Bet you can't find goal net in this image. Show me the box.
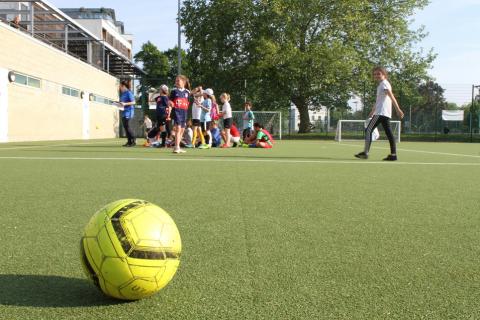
[335,120,401,143]
[218,111,282,139]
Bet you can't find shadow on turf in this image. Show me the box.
[0,274,126,308]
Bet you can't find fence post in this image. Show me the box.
[471,85,475,143]
[363,81,367,119]
[434,102,438,142]
[279,112,282,140]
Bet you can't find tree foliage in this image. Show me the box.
[134,41,169,89]
[134,42,191,111]
[182,0,435,132]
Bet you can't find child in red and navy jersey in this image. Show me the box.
[170,75,191,154]
[148,85,171,148]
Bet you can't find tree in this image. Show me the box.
[461,101,479,133]
[182,0,435,132]
[134,41,169,90]
[413,81,445,131]
[163,47,191,85]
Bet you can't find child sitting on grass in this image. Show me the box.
[210,121,222,148]
[244,123,274,149]
[229,123,241,147]
[182,120,194,148]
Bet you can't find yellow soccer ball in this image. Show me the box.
[80,199,182,300]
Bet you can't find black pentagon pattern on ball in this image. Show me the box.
[80,239,100,289]
[110,200,180,260]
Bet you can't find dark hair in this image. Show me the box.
[372,67,388,78]
[253,122,263,129]
[245,101,252,107]
[120,80,131,90]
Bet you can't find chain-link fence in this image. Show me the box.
[283,84,480,142]
[119,108,146,139]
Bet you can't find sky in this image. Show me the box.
[50,0,480,106]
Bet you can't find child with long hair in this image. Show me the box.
[170,75,191,154]
[355,67,404,161]
[191,87,206,148]
[219,93,233,148]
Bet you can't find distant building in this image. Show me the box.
[0,1,144,142]
[61,8,133,60]
[289,104,327,133]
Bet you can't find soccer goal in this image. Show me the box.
[227,111,283,139]
[335,120,402,143]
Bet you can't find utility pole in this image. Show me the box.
[470,85,480,142]
[177,0,182,75]
[244,79,247,103]
[363,81,367,119]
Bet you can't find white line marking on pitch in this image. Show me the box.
[0,140,118,151]
[338,143,480,159]
[0,156,478,166]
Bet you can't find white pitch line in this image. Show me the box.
[0,156,479,166]
[338,143,480,159]
[0,140,118,151]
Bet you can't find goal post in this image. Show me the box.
[335,120,401,143]
[230,111,282,139]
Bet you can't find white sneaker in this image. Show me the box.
[173,148,186,154]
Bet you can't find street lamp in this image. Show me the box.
[470,85,480,142]
[177,0,182,75]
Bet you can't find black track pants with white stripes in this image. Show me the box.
[364,115,397,155]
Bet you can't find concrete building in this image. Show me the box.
[61,8,133,60]
[0,1,144,142]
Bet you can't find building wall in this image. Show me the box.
[74,19,132,59]
[72,19,103,39]
[0,23,120,142]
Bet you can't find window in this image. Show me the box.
[14,72,41,89]
[62,86,80,98]
[27,77,41,88]
[91,94,114,106]
[15,73,28,86]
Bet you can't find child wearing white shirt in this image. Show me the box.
[356,67,404,161]
[219,93,233,148]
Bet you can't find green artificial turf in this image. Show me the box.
[0,139,479,319]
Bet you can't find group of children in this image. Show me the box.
[142,75,274,153]
[126,67,402,160]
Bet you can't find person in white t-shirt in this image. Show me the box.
[356,67,404,161]
[143,114,153,141]
[191,87,206,148]
[218,93,233,148]
[182,120,194,148]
